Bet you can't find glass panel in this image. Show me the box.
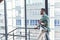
[48,0,54,40]
[6,0,25,40]
[0,0,5,40]
[26,0,46,40]
[54,0,60,40]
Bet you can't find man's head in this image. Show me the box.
[40,8,46,15]
[0,0,3,3]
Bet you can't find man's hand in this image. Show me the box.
[0,0,3,3]
[41,23,45,25]
[38,20,42,24]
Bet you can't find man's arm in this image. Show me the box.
[34,20,45,29]
[34,25,40,29]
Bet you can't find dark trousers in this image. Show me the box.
[45,32,50,40]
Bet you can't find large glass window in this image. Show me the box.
[26,0,46,40]
[16,20,21,25]
[0,0,52,40]
[54,0,60,40]
[30,20,37,25]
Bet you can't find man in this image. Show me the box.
[35,8,50,40]
[0,0,3,3]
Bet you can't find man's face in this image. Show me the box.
[40,10,44,15]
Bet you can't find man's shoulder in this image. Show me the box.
[43,15,49,20]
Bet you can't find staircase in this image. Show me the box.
[29,29,45,40]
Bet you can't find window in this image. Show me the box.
[30,20,38,25]
[16,20,21,25]
[34,20,38,25]
[26,20,29,25]
[54,19,60,26]
[30,20,33,25]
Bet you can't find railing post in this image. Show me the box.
[20,32,22,40]
[13,32,14,40]
[1,37,2,40]
[29,30,30,40]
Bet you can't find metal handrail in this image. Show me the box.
[0,27,38,40]
[0,27,46,40]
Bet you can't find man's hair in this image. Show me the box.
[0,0,3,3]
[41,8,48,15]
[41,8,46,11]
